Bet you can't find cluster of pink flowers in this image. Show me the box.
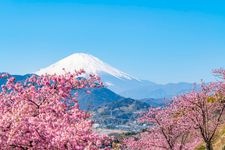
[0,71,110,149]
[125,69,225,150]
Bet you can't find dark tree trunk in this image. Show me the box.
[206,142,213,150]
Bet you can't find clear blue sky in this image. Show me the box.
[0,0,225,83]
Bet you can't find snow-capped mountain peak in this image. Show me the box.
[36,53,136,80]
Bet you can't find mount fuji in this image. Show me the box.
[36,53,194,99]
[36,53,135,80]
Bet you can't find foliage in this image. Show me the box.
[0,71,110,149]
[124,69,225,150]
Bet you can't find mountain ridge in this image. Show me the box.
[35,53,195,99]
[36,53,137,80]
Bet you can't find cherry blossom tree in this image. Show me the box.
[0,71,110,149]
[124,104,199,150]
[174,70,225,150]
[125,69,225,150]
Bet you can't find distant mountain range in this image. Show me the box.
[76,87,123,110]
[36,53,195,99]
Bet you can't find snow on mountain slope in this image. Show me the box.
[36,53,136,80]
[35,53,194,99]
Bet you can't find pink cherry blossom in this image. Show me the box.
[125,69,225,150]
[0,71,110,149]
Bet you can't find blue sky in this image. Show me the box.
[0,0,225,83]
